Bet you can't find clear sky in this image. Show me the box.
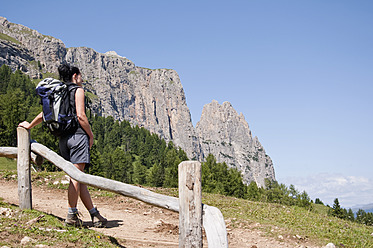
[2,0,373,208]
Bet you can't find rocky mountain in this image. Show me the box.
[0,16,275,187]
[196,101,275,186]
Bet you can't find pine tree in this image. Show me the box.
[0,65,12,94]
[289,184,298,199]
[347,208,355,222]
[88,145,103,177]
[147,162,164,187]
[247,181,260,201]
[226,167,246,198]
[355,209,366,224]
[297,191,312,209]
[132,155,147,185]
[315,198,324,205]
[163,148,181,188]
[201,154,217,193]
[332,198,343,218]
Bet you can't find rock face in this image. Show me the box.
[0,16,276,187]
[0,16,66,79]
[196,101,275,186]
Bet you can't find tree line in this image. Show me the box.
[1,65,371,226]
[327,198,373,226]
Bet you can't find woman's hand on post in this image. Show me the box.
[18,121,31,129]
[18,112,43,130]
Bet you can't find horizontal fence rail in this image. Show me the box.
[0,127,228,247]
[31,141,181,211]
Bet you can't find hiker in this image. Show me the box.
[18,64,107,227]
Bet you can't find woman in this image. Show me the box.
[19,64,107,227]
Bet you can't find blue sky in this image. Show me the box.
[2,0,373,208]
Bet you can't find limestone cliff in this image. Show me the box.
[0,16,275,186]
[196,100,275,186]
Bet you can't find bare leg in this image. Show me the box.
[67,163,94,211]
[68,178,80,208]
[79,182,94,210]
[68,163,107,227]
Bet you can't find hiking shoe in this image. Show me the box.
[65,212,83,227]
[90,208,107,227]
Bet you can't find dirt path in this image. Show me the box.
[0,178,319,248]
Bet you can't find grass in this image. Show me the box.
[201,193,373,247]
[1,158,373,247]
[0,200,121,247]
[0,157,17,171]
[0,33,21,44]
[146,183,373,247]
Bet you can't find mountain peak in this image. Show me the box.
[196,100,275,187]
[105,51,125,58]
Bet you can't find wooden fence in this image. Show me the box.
[0,127,228,247]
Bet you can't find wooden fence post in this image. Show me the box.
[17,127,32,209]
[178,161,202,248]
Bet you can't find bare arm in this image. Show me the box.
[75,88,94,148]
[18,112,43,129]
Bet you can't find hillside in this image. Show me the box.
[0,175,328,248]
[1,164,373,247]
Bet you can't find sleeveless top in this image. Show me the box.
[66,82,87,136]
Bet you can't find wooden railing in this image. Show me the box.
[0,127,228,247]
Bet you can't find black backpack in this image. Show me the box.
[36,78,80,137]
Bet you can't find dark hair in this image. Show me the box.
[58,64,80,82]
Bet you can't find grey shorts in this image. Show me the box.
[59,133,90,164]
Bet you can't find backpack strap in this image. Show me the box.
[65,82,81,115]
[64,83,87,134]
